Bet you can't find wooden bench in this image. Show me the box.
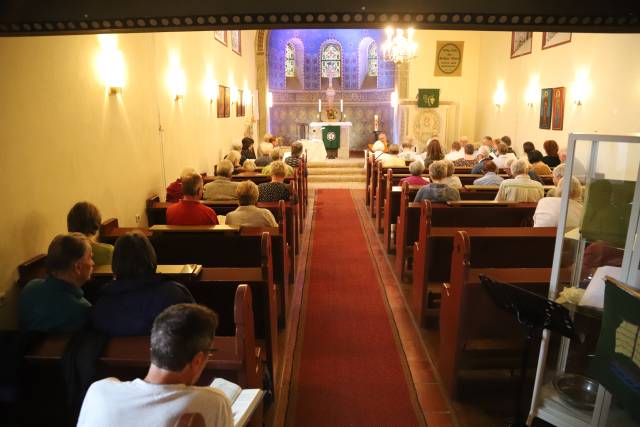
[411,216,557,325]
[439,230,559,398]
[16,251,276,394]
[143,198,297,280]
[20,285,263,426]
[395,199,538,282]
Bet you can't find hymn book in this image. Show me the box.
[211,378,263,427]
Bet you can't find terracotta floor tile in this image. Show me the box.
[424,412,456,427]
[414,382,449,413]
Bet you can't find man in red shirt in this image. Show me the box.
[166,172,218,225]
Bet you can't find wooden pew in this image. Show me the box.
[365,153,373,206]
[411,213,557,325]
[21,285,263,426]
[395,199,538,282]
[383,182,422,253]
[439,230,559,398]
[143,198,297,279]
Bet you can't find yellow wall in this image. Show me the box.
[473,31,640,178]
[408,30,483,143]
[0,31,257,328]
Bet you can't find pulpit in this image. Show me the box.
[309,121,352,159]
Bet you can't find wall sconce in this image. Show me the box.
[572,70,590,106]
[267,91,273,108]
[203,77,217,103]
[167,54,186,101]
[243,89,252,107]
[390,90,399,108]
[230,86,239,105]
[524,75,539,108]
[96,35,125,95]
[493,81,506,109]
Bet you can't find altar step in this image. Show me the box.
[307,158,366,186]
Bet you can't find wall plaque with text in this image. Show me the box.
[434,41,464,77]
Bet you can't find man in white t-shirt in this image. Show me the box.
[78,304,233,427]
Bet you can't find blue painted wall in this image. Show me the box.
[268,29,395,90]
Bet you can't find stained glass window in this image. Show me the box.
[368,42,378,76]
[285,43,295,77]
[321,43,341,78]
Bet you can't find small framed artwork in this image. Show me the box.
[542,32,572,50]
[217,85,230,118]
[539,88,553,129]
[230,30,241,55]
[214,31,227,46]
[510,32,533,59]
[551,87,566,131]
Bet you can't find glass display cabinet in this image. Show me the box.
[527,133,640,427]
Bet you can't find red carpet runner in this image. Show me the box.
[289,189,421,426]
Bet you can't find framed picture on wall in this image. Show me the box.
[510,32,533,59]
[217,85,230,118]
[214,31,227,45]
[230,30,241,55]
[551,87,566,130]
[539,88,553,129]
[542,32,572,50]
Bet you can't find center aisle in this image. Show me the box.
[287,189,424,426]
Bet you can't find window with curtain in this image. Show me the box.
[321,43,341,78]
[368,42,378,76]
[285,43,295,77]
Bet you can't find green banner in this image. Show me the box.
[417,88,440,108]
[591,279,640,422]
[322,125,340,150]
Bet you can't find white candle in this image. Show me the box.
[318,99,322,113]
[374,114,379,131]
[340,99,344,112]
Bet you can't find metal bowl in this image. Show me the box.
[553,373,600,410]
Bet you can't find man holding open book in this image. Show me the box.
[78,304,236,427]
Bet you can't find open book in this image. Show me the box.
[211,378,263,427]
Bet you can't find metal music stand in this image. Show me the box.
[479,275,578,427]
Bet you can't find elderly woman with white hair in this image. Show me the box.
[400,160,429,186]
[371,140,388,162]
[225,180,278,227]
[440,160,463,189]
[495,158,544,202]
[545,163,566,197]
[414,161,461,202]
[534,176,583,228]
[471,145,492,174]
[381,144,406,167]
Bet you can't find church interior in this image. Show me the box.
[1,3,640,427]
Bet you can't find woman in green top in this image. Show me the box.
[67,201,114,265]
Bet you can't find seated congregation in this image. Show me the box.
[9,134,308,427]
[365,132,597,402]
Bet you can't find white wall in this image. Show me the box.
[408,30,483,146]
[474,31,640,177]
[0,31,256,328]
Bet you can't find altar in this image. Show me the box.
[309,121,352,159]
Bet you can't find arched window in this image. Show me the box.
[367,42,378,77]
[321,43,341,79]
[285,43,295,77]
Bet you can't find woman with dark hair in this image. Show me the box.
[422,138,444,167]
[542,139,561,168]
[67,201,114,265]
[91,231,194,336]
[527,149,553,176]
[522,141,535,156]
[241,137,256,162]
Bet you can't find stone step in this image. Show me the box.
[308,167,365,176]
[308,174,367,183]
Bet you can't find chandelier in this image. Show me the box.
[381,27,418,64]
